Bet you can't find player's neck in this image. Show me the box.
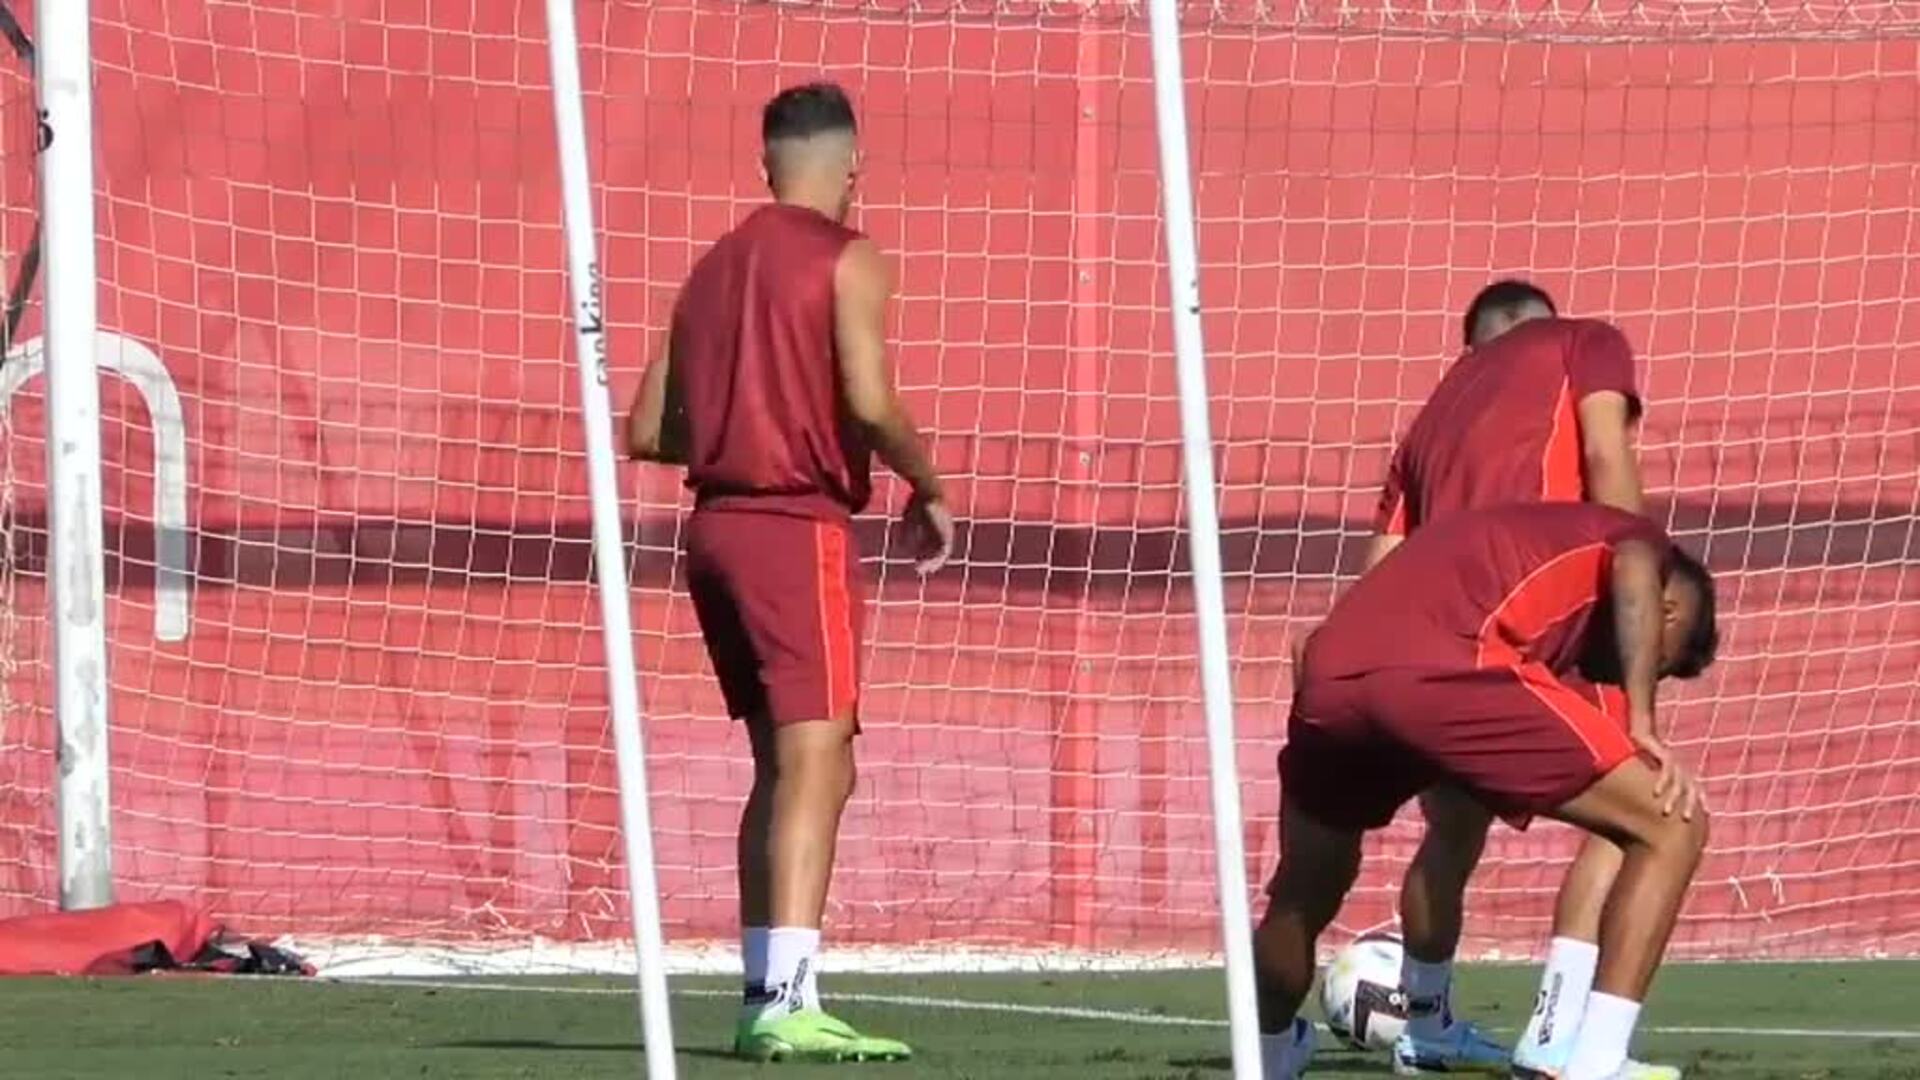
[772,192,845,224]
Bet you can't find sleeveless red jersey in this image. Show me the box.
[672,203,873,518]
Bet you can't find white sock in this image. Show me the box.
[741,926,770,997]
[1564,992,1641,1080]
[1519,937,1600,1059]
[798,951,822,1010]
[1401,956,1454,1039]
[1260,1019,1310,1079]
[759,926,821,1016]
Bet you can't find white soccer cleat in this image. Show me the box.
[1393,1019,1510,1074]
[1572,1066,1682,1080]
[1510,1050,1681,1080]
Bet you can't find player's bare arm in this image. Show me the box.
[834,236,953,574]
[1362,531,1404,570]
[1609,538,1664,725]
[1292,532,1402,668]
[1291,451,1409,668]
[626,329,687,465]
[1578,390,1644,514]
[1362,446,1412,571]
[1609,538,1699,819]
[1291,530,1404,668]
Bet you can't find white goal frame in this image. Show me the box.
[31,1,1264,1073]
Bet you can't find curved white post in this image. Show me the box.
[0,330,191,643]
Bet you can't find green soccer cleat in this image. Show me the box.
[733,1007,914,1063]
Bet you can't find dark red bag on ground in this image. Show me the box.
[0,900,312,976]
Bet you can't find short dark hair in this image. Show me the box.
[763,82,857,145]
[1575,543,1721,684]
[1665,546,1720,680]
[1463,279,1557,346]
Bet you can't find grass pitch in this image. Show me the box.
[0,962,1914,1078]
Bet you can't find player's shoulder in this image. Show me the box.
[834,235,892,289]
[1552,316,1633,355]
[1549,501,1670,551]
[1499,499,1650,534]
[1485,315,1607,348]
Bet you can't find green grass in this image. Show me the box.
[0,963,1914,1078]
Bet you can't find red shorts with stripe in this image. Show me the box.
[684,506,864,726]
[1278,664,1635,831]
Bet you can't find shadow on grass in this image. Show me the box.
[1167,1048,1392,1074]
[444,1039,958,1069]
[439,1039,639,1053]
[440,1039,746,1063]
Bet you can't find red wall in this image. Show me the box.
[0,0,1915,959]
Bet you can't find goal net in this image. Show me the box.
[1185,0,1920,960]
[0,0,1912,971]
[0,0,44,899]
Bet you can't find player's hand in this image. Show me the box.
[903,492,953,576]
[1634,730,1703,821]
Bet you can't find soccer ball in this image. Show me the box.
[1319,931,1410,1051]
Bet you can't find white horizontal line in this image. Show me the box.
[335,978,1920,1040]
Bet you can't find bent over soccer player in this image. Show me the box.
[1345,282,1673,1077]
[628,82,953,1063]
[1258,503,1719,1080]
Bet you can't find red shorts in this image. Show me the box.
[1277,664,1636,831]
[684,506,865,726]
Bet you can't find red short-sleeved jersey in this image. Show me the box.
[1376,318,1640,536]
[673,203,874,519]
[1307,502,1669,679]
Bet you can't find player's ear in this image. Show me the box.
[759,153,773,192]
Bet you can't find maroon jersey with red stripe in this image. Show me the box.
[1307,503,1668,679]
[673,203,873,518]
[1375,318,1639,535]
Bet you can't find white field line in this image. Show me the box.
[334,977,1920,1040]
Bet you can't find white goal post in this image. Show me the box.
[541,0,677,1073]
[35,0,113,914]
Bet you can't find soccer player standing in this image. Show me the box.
[1295,280,1680,1077]
[1258,503,1719,1080]
[628,83,952,1063]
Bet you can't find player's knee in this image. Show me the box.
[1677,803,1710,859]
[1636,803,1709,866]
[1272,799,1364,928]
[1411,823,1485,889]
[1269,854,1359,932]
[797,745,854,803]
[1413,790,1489,879]
[1419,786,1490,832]
[776,724,854,786]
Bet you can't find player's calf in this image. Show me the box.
[738,718,860,1029]
[1389,787,1509,1075]
[1399,786,1491,1033]
[1515,836,1624,1068]
[1539,759,1710,1080]
[1256,797,1363,1078]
